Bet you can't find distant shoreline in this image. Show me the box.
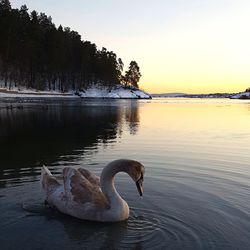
[152,92,250,99]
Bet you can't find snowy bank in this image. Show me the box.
[230,92,250,99]
[79,86,151,99]
[0,86,151,99]
[0,87,76,98]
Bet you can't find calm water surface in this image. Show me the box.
[0,98,250,250]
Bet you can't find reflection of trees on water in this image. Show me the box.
[125,101,140,135]
[116,100,140,136]
[0,100,140,186]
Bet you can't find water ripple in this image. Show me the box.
[122,207,203,250]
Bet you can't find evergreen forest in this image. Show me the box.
[0,0,141,91]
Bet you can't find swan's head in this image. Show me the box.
[125,160,145,196]
[104,159,145,196]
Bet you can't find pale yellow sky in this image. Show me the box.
[12,0,250,94]
[118,1,250,94]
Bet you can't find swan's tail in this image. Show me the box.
[41,165,60,195]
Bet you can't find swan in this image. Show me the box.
[41,159,145,222]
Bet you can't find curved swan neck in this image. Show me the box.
[100,160,129,206]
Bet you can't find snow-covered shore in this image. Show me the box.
[230,92,250,99]
[0,88,75,98]
[0,86,151,99]
[79,86,151,99]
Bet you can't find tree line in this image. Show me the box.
[0,0,141,91]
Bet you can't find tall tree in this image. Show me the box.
[123,61,141,88]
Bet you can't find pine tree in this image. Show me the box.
[123,61,141,88]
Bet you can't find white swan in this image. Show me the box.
[41,159,145,222]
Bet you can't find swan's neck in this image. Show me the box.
[100,161,127,209]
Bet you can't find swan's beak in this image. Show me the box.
[136,178,143,196]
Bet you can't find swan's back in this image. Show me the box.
[41,166,110,220]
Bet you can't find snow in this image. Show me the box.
[0,85,151,99]
[0,88,76,98]
[230,92,250,99]
[79,86,151,99]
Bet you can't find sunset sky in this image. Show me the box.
[11,0,250,94]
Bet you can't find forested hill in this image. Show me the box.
[0,0,141,92]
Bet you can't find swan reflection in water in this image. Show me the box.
[42,207,143,250]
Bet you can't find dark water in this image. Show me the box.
[0,98,250,250]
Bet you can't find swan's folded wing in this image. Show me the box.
[63,167,110,209]
[77,167,100,186]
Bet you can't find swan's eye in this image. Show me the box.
[138,173,143,182]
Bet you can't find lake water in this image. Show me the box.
[0,98,250,250]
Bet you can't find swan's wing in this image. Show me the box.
[41,166,61,195]
[63,167,110,209]
[77,168,100,186]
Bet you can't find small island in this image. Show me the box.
[0,1,151,99]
